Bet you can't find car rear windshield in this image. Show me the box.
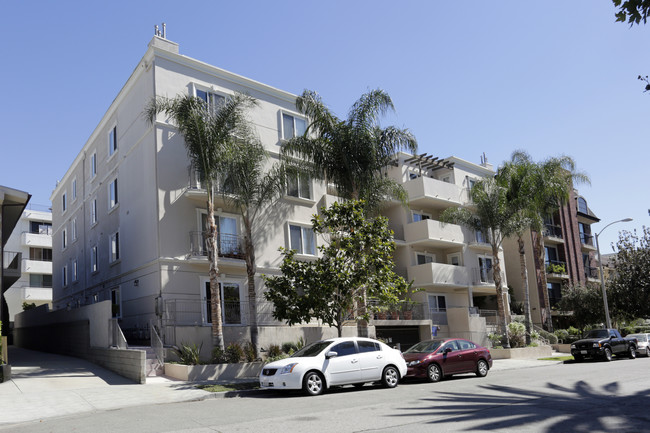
[404,340,443,354]
[291,341,332,357]
[629,334,648,342]
[584,330,609,339]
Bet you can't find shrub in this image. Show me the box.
[225,342,244,363]
[554,329,569,343]
[22,302,37,311]
[267,344,282,358]
[508,322,526,348]
[174,342,202,365]
[211,347,227,364]
[282,342,298,354]
[295,336,305,351]
[243,341,257,362]
[537,329,558,345]
[488,333,503,348]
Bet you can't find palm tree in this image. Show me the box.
[441,177,525,347]
[145,92,257,350]
[510,151,590,332]
[281,89,418,214]
[281,89,417,336]
[220,135,286,356]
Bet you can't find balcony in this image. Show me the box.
[580,233,596,250]
[20,231,52,248]
[585,266,599,280]
[543,224,564,243]
[468,231,493,251]
[22,258,52,274]
[189,231,245,260]
[408,262,471,287]
[403,176,468,208]
[404,219,465,248]
[546,260,568,277]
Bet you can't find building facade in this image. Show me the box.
[50,35,503,353]
[503,190,600,330]
[3,207,53,321]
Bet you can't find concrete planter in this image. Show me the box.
[490,345,552,360]
[1,364,11,382]
[164,361,264,381]
[552,343,572,353]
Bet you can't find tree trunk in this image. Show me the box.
[532,232,553,332]
[206,190,224,350]
[518,234,532,345]
[243,214,258,358]
[491,230,510,348]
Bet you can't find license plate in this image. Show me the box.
[581,350,587,355]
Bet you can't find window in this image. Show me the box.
[111,287,121,318]
[30,274,52,288]
[544,246,558,264]
[428,294,448,325]
[109,179,118,209]
[30,247,52,262]
[62,265,68,287]
[30,221,52,235]
[71,218,77,241]
[442,340,460,352]
[62,229,67,250]
[72,179,77,201]
[91,246,98,273]
[62,192,67,213]
[91,198,97,225]
[447,253,461,266]
[289,224,315,255]
[358,340,380,353]
[202,279,243,325]
[287,173,311,200]
[458,340,476,350]
[475,230,487,243]
[196,89,225,115]
[72,259,78,282]
[416,252,435,265]
[478,255,493,283]
[110,232,120,263]
[412,211,431,223]
[90,152,97,178]
[282,113,307,139]
[330,341,357,357]
[577,197,588,214]
[109,126,117,156]
[468,178,477,190]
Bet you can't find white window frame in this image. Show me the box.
[288,223,316,256]
[71,218,77,242]
[91,245,98,273]
[447,253,462,266]
[91,198,98,226]
[280,111,307,140]
[108,178,118,210]
[477,254,493,283]
[109,231,120,264]
[200,277,245,326]
[108,125,117,157]
[286,172,312,201]
[415,252,435,265]
[90,152,97,179]
[72,259,78,282]
[194,86,227,114]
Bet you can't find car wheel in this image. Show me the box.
[381,366,400,388]
[476,359,489,377]
[646,347,650,357]
[573,354,583,363]
[303,371,324,396]
[603,347,612,362]
[427,363,442,383]
[628,347,636,359]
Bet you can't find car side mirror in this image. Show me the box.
[444,347,452,354]
[325,351,338,359]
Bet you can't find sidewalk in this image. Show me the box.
[0,346,565,427]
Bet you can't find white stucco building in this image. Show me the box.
[50,34,505,353]
[3,207,53,321]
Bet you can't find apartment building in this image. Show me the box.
[1,185,31,342]
[503,190,600,330]
[3,207,53,322]
[50,34,503,353]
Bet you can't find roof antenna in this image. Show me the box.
[154,23,166,39]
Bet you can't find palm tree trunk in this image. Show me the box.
[243,215,258,357]
[517,234,532,345]
[532,232,553,332]
[491,230,510,348]
[206,189,224,350]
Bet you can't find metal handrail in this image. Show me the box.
[109,318,128,349]
[150,320,164,366]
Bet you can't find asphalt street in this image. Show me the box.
[2,354,649,432]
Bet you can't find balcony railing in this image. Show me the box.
[162,299,283,327]
[543,224,563,239]
[189,231,245,259]
[368,299,427,321]
[546,260,567,275]
[585,266,599,279]
[580,233,595,247]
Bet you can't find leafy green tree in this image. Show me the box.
[557,284,606,330]
[220,134,286,356]
[441,177,524,347]
[608,227,650,321]
[263,200,409,337]
[613,0,650,25]
[146,92,257,350]
[281,89,417,214]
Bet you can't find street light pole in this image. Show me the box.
[595,217,633,329]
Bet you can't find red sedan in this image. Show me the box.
[403,338,492,382]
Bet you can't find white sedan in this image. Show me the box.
[259,337,407,396]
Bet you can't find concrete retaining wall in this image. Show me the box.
[12,301,146,383]
[490,345,553,359]
[164,361,263,381]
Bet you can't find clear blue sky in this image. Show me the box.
[1,1,647,250]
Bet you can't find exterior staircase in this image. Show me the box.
[130,346,164,377]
